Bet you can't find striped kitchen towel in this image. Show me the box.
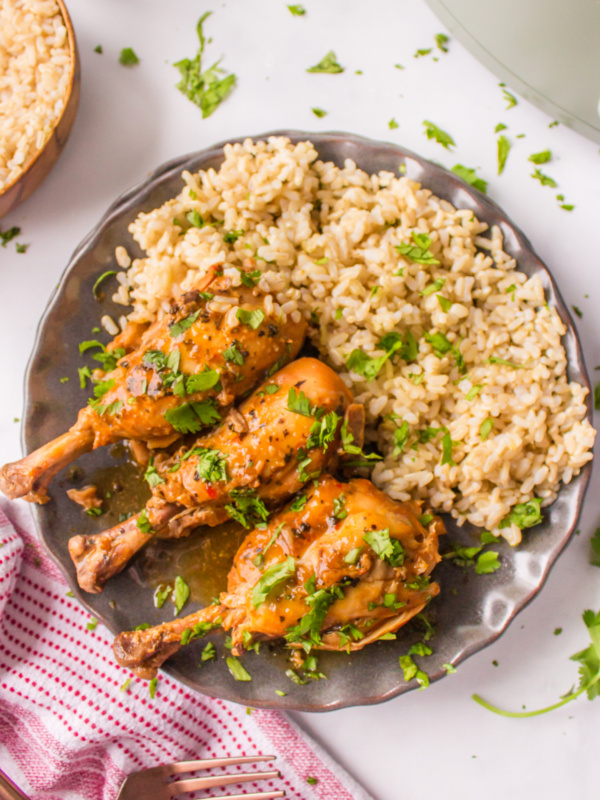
[0,501,372,800]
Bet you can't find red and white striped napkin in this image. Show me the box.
[0,501,372,800]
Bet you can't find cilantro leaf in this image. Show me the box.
[225,488,269,529]
[186,447,228,482]
[174,575,190,614]
[495,122,507,132]
[307,411,341,450]
[475,551,500,574]
[451,164,488,193]
[502,88,517,108]
[344,546,363,565]
[119,47,139,66]
[529,149,551,164]
[223,342,245,365]
[227,656,252,681]
[590,528,600,568]
[285,585,342,647]
[1,226,20,246]
[307,50,344,73]
[531,168,557,188]
[312,107,327,118]
[164,400,220,433]
[287,387,319,417]
[169,310,200,338]
[236,307,265,329]
[137,509,153,534]
[388,117,399,130]
[223,229,244,244]
[480,418,493,441]
[186,209,204,228]
[395,231,440,265]
[185,368,221,393]
[92,271,117,298]
[422,120,455,149]
[391,419,410,457]
[237,267,262,287]
[363,528,405,567]
[174,13,236,118]
[251,556,296,607]
[288,4,306,15]
[435,33,449,52]
[420,277,445,296]
[499,498,543,530]
[144,457,165,489]
[488,356,522,369]
[289,494,308,513]
[497,134,510,175]
[424,331,465,372]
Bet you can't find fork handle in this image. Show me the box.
[0,769,30,800]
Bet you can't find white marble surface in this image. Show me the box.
[1,1,599,798]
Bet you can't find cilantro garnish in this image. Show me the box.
[0,226,20,247]
[450,164,488,193]
[488,355,522,369]
[285,585,344,648]
[174,13,237,118]
[200,642,217,663]
[137,509,153,534]
[346,330,417,382]
[164,400,220,433]
[497,134,510,175]
[236,307,265,329]
[143,457,165,489]
[495,122,507,132]
[422,120,455,149]
[251,556,296,607]
[94,44,103,54]
[440,430,455,465]
[119,47,139,66]
[388,118,399,130]
[435,33,449,52]
[340,417,382,466]
[502,88,517,108]
[529,150,551,164]
[181,619,221,646]
[225,488,269,529]
[287,386,319,417]
[307,50,344,73]
[475,551,500,574]
[312,107,327,118]
[237,267,261,287]
[531,168,557,188]
[473,609,600,716]
[395,231,440,265]
[174,575,190,615]
[414,48,432,58]
[186,209,204,228]
[185,368,221,393]
[252,523,284,568]
[363,528,405,567]
[424,331,465,372]
[420,277,445,296]
[92,271,117,298]
[399,654,429,689]
[223,341,245,365]
[86,617,98,631]
[388,417,409,457]
[499,497,542,530]
[148,677,158,698]
[289,494,308,512]
[333,494,348,520]
[595,384,600,411]
[344,546,363,565]
[223,229,244,244]
[227,656,252,681]
[288,4,306,15]
[169,310,200,337]
[187,447,228,482]
[154,584,171,608]
[466,384,483,401]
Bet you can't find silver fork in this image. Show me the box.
[116,754,284,799]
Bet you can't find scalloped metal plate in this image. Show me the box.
[23,130,593,711]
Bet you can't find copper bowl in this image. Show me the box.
[0,0,80,219]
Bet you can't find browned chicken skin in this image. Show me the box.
[113,475,444,679]
[0,266,306,503]
[69,358,359,593]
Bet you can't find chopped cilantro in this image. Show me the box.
[94,44,103,54]
[186,209,204,228]
[143,458,165,489]
[466,384,483,401]
[344,546,363,565]
[92,271,117,298]
[223,229,244,244]
[164,400,220,433]
[437,295,452,312]
[488,356,522,369]
[223,341,245,365]
[120,678,131,692]
[333,493,348,520]
[531,168,557,188]
[391,419,410,457]
[399,654,429,689]
[169,310,200,337]
[236,307,265,329]
[499,498,542,530]
[86,617,98,631]
[395,231,440,265]
[312,107,327,117]
[185,368,221,393]
[289,494,308,512]
[435,33,449,52]
[307,50,344,73]
[251,556,296,607]
[595,383,600,410]
[475,551,500,574]
[1,226,20,247]
[287,386,319,417]
[424,331,465,372]
[388,117,399,130]
[15,242,28,253]
[137,509,153,534]
[154,583,171,609]
[225,488,269,529]
[285,585,343,647]
[422,120,455,149]
[187,447,228,482]
[444,663,457,674]
[495,122,507,132]
[420,277,445,296]
[306,776,318,785]
[414,48,432,58]
[307,411,341,450]
[451,164,488,193]
[529,150,552,164]
[502,88,517,108]
[119,47,139,66]
[148,677,158,699]
[440,430,455,465]
[174,12,237,118]
[288,4,306,14]
[590,528,600,567]
[363,528,405,567]
[201,642,217,662]
[174,575,190,615]
[572,305,583,319]
[497,134,510,175]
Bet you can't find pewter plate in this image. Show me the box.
[23,131,593,711]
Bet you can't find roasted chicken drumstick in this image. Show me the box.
[113,474,444,679]
[0,266,306,503]
[69,358,362,593]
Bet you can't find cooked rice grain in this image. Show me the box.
[117,137,595,543]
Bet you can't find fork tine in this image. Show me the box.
[163,755,276,776]
[167,770,279,797]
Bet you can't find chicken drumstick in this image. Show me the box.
[0,266,306,503]
[113,474,444,679]
[69,358,362,593]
